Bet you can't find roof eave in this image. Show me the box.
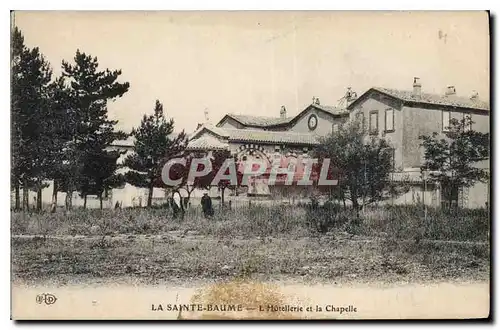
[228,138,319,146]
[347,88,489,113]
[403,100,490,113]
[215,114,246,128]
[346,88,402,111]
[311,104,349,117]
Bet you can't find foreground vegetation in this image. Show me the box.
[12,203,490,242]
[11,204,490,285]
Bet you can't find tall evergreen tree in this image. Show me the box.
[11,27,25,210]
[46,76,74,211]
[124,100,187,207]
[11,27,53,211]
[61,50,129,210]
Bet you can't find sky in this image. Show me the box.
[13,11,490,134]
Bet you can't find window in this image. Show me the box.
[385,108,394,132]
[354,111,365,130]
[332,124,339,133]
[464,114,472,132]
[369,111,378,135]
[442,110,450,131]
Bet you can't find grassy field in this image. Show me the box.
[11,204,490,285]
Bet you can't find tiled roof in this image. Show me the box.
[190,123,227,139]
[373,87,490,111]
[224,104,347,128]
[225,128,319,145]
[190,124,319,146]
[226,114,291,127]
[110,132,187,148]
[186,134,229,151]
[311,104,349,116]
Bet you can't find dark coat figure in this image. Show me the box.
[201,193,214,218]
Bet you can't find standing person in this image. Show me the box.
[172,190,184,219]
[201,192,214,218]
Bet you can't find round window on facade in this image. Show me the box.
[308,114,318,130]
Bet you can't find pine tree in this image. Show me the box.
[11,27,24,210]
[124,100,187,207]
[45,76,74,211]
[61,50,129,210]
[11,26,53,211]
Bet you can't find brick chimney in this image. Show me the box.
[470,90,479,100]
[412,77,421,97]
[445,85,456,96]
[280,105,287,119]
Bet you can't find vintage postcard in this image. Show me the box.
[10,10,490,320]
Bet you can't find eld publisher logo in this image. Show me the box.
[36,293,57,305]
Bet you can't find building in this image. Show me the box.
[346,78,490,208]
[187,79,490,208]
[186,97,350,196]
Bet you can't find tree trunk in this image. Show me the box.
[341,190,347,210]
[221,187,225,207]
[36,186,42,212]
[65,191,73,211]
[83,194,87,209]
[51,181,58,213]
[65,178,74,211]
[352,198,360,218]
[14,182,20,211]
[52,181,58,202]
[22,177,29,211]
[147,183,153,208]
[186,189,192,209]
[99,194,103,210]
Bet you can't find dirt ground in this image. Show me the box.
[11,231,490,286]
